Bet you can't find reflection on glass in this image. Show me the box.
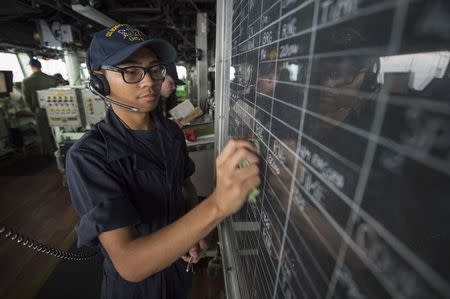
[378,51,450,92]
[226,0,450,298]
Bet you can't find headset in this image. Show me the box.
[86,48,141,112]
[85,47,171,154]
[358,57,381,92]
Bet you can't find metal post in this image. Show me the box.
[64,50,81,86]
[214,0,232,156]
[196,12,208,107]
[219,220,244,299]
[215,1,241,298]
[17,52,32,78]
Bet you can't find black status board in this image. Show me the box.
[222,0,450,298]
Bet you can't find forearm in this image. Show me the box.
[117,193,223,282]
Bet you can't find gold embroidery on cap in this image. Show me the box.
[105,24,124,37]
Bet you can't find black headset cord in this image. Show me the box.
[0,223,98,261]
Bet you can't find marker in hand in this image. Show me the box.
[183,239,208,273]
[186,256,194,273]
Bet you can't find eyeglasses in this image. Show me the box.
[101,64,167,83]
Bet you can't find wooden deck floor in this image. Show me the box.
[0,156,79,299]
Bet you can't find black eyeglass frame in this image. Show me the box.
[101,64,167,83]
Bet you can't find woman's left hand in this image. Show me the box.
[182,239,208,263]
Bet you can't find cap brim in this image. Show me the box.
[102,39,176,67]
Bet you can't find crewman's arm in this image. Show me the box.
[98,140,260,282]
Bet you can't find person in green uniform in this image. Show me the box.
[22,59,58,157]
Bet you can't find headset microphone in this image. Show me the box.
[88,82,141,112]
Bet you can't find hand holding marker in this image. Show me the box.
[239,139,261,203]
[185,140,259,273]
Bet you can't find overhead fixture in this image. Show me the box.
[71,4,118,28]
[37,20,62,50]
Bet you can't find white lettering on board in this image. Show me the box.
[320,0,359,24]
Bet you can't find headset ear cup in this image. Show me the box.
[97,74,110,96]
[86,48,112,96]
[90,74,110,96]
[361,72,378,92]
[90,77,105,95]
[359,57,380,92]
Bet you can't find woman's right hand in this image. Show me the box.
[212,139,261,218]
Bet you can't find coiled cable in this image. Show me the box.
[0,223,98,261]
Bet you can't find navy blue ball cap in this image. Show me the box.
[166,63,185,85]
[89,24,176,70]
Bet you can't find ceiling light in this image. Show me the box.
[71,4,118,28]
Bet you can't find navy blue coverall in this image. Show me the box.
[66,107,195,298]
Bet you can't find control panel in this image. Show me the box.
[37,88,85,127]
[80,89,107,126]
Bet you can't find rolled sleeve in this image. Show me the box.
[66,147,141,247]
